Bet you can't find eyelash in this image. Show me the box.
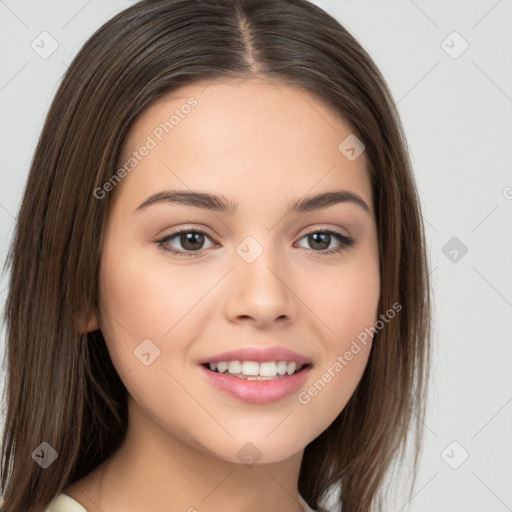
[155,226,355,258]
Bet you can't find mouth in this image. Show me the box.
[198,360,313,404]
[201,361,313,380]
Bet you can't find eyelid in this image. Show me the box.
[156,223,351,242]
[294,226,355,255]
[155,223,355,257]
[296,223,351,239]
[155,224,218,242]
[154,225,218,258]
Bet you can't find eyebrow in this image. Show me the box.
[135,189,370,215]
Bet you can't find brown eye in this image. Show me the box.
[307,232,331,250]
[296,229,355,255]
[178,232,206,251]
[156,228,216,256]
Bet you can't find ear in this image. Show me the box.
[75,309,100,333]
[84,314,100,332]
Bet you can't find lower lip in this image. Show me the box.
[199,364,312,404]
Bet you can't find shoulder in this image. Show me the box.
[0,494,87,512]
[42,493,88,512]
[298,492,320,512]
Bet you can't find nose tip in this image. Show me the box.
[225,254,296,328]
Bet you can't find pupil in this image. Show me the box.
[309,233,329,250]
[182,232,203,251]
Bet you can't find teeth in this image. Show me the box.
[259,361,276,377]
[228,361,242,374]
[276,361,288,375]
[241,360,259,376]
[287,362,297,375]
[207,360,306,378]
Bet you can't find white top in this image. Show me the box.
[43,493,87,511]
[42,492,317,511]
[299,493,318,512]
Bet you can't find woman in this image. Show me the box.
[0,0,432,510]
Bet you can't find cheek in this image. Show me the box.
[295,254,379,431]
[98,243,213,345]
[97,240,228,399]
[296,290,376,441]
[96,249,210,433]
[305,249,380,347]
[297,342,372,442]
[328,271,380,340]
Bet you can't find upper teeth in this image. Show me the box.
[209,360,302,377]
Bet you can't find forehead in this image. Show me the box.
[114,77,372,213]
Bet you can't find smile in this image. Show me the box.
[199,362,313,403]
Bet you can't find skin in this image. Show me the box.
[64,77,380,512]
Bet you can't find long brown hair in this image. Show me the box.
[0,0,432,510]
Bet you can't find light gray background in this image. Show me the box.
[0,1,511,511]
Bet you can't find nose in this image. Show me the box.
[224,244,298,329]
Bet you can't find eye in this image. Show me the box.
[295,228,355,256]
[156,228,216,257]
[155,226,355,258]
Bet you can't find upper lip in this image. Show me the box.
[199,346,313,366]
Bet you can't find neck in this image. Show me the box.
[66,395,307,512]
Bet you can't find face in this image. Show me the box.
[91,77,380,465]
